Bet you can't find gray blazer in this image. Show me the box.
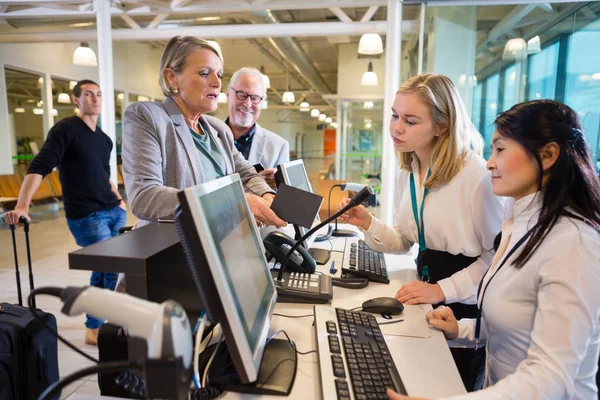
[122,96,273,222]
[247,124,290,169]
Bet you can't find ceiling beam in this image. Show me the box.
[0,20,390,42]
[360,6,379,23]
[0,0,388,19]
[476,4,537,53]
[329,7,353,23]
[146,12,168,29]
[120,14,140,29]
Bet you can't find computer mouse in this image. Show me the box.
[362,297,404,315]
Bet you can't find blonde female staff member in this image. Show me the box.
[340,74,504,390]
[389,100,600,399]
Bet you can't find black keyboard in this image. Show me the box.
[315,306,407,400]
[343,240,390,284]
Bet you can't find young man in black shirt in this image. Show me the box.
[3,80,126,345]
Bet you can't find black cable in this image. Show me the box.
[378,319,405,325]
[28,287,99,364]
[273,312,314,318]
[276,330,317,356]
[38,359,142,400]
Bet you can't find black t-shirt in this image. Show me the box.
[27,116,119,219]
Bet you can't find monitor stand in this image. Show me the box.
[197,338,297,396]
[293,225,331,265]
[331,219,357,238]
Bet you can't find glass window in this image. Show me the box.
[482,74,499,158]
[502,64,517,111]
[527,41,559,101]
[564,15,600,171]
[472,82,482,133]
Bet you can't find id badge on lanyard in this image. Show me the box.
[410,172,430,282]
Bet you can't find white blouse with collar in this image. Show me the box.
[363,154,505,303]
[447,192,600,400]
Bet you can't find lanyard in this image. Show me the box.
[474,229,532,350]
[409,171,430,281]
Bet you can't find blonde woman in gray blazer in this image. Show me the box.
[122,36,285,227]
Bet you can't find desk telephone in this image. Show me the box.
[263,232,368,304]
[263,231,316,274]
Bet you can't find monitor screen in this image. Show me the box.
[279,160,320,247]
[176,174,277,383]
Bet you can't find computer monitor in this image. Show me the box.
[277,160,330,264]
[174,174,278,385]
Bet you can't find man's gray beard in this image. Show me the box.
[234,111,255,128]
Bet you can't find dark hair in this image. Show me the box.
[494,99,600,268]
[72,79,99,98]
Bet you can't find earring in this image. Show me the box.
[171,88,179,94]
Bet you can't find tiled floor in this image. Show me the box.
[0,206,137,399]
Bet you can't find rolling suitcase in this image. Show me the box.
[0,218,59,400]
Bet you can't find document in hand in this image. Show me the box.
[270,183,323,229]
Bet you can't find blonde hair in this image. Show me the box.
[158,36,222,97]
[396,73,483,188]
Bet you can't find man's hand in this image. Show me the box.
[337,198,372,230]
[246,193,286,228]
[118,200,127,211]
[3,207,31,225]
[426,306,459,340]
[395,281,445,305]
[387,389,429,400]
[259,168,277,188]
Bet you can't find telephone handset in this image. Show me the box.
[263,231,316,274]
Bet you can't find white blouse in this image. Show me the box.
[447,193,600,400]
[364,154,505,303]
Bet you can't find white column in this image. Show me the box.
[95,0,117,186]
[42,72,53,140]
[379,0,402,225]
[417,3,425,74]
[335,99,341,180]
[0,64,13,174]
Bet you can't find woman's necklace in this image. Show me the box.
[173,96,202,134]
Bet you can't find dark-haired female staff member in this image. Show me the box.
[389,99,600,400]
[122,36,285,227]
[340,74,504,390]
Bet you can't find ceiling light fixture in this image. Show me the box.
[282,69,295,103]
[57,93,71,104]
[300,102,309,108]
[52,109,58,116]
[310,109,320,118]
[325,117,332,123]
[260,65,271,89]
[361,62,378,86]
[527,36,541,54]
[15,107,25,113]
[363,101,374,109]
[195,16,221,22]
[299,107,310,112]
[318,113,326,121]
[33,108,43,115]
[331,122,338,128]
[358,33,383,55]
[69,81,77,90]
[502,38,527,61]
[73,42,98,66]
[217,93,227,103]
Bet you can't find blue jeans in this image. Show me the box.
[67,206,127,329]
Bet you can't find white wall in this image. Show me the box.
[0,41,162,174]
[337,43,385,98]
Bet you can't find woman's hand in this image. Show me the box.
[386,389,429,400]
[426,306,459,340]
[337,198,372,230]
[395,281,445,305]
[3,207,30,225]
[246,193,286,228]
